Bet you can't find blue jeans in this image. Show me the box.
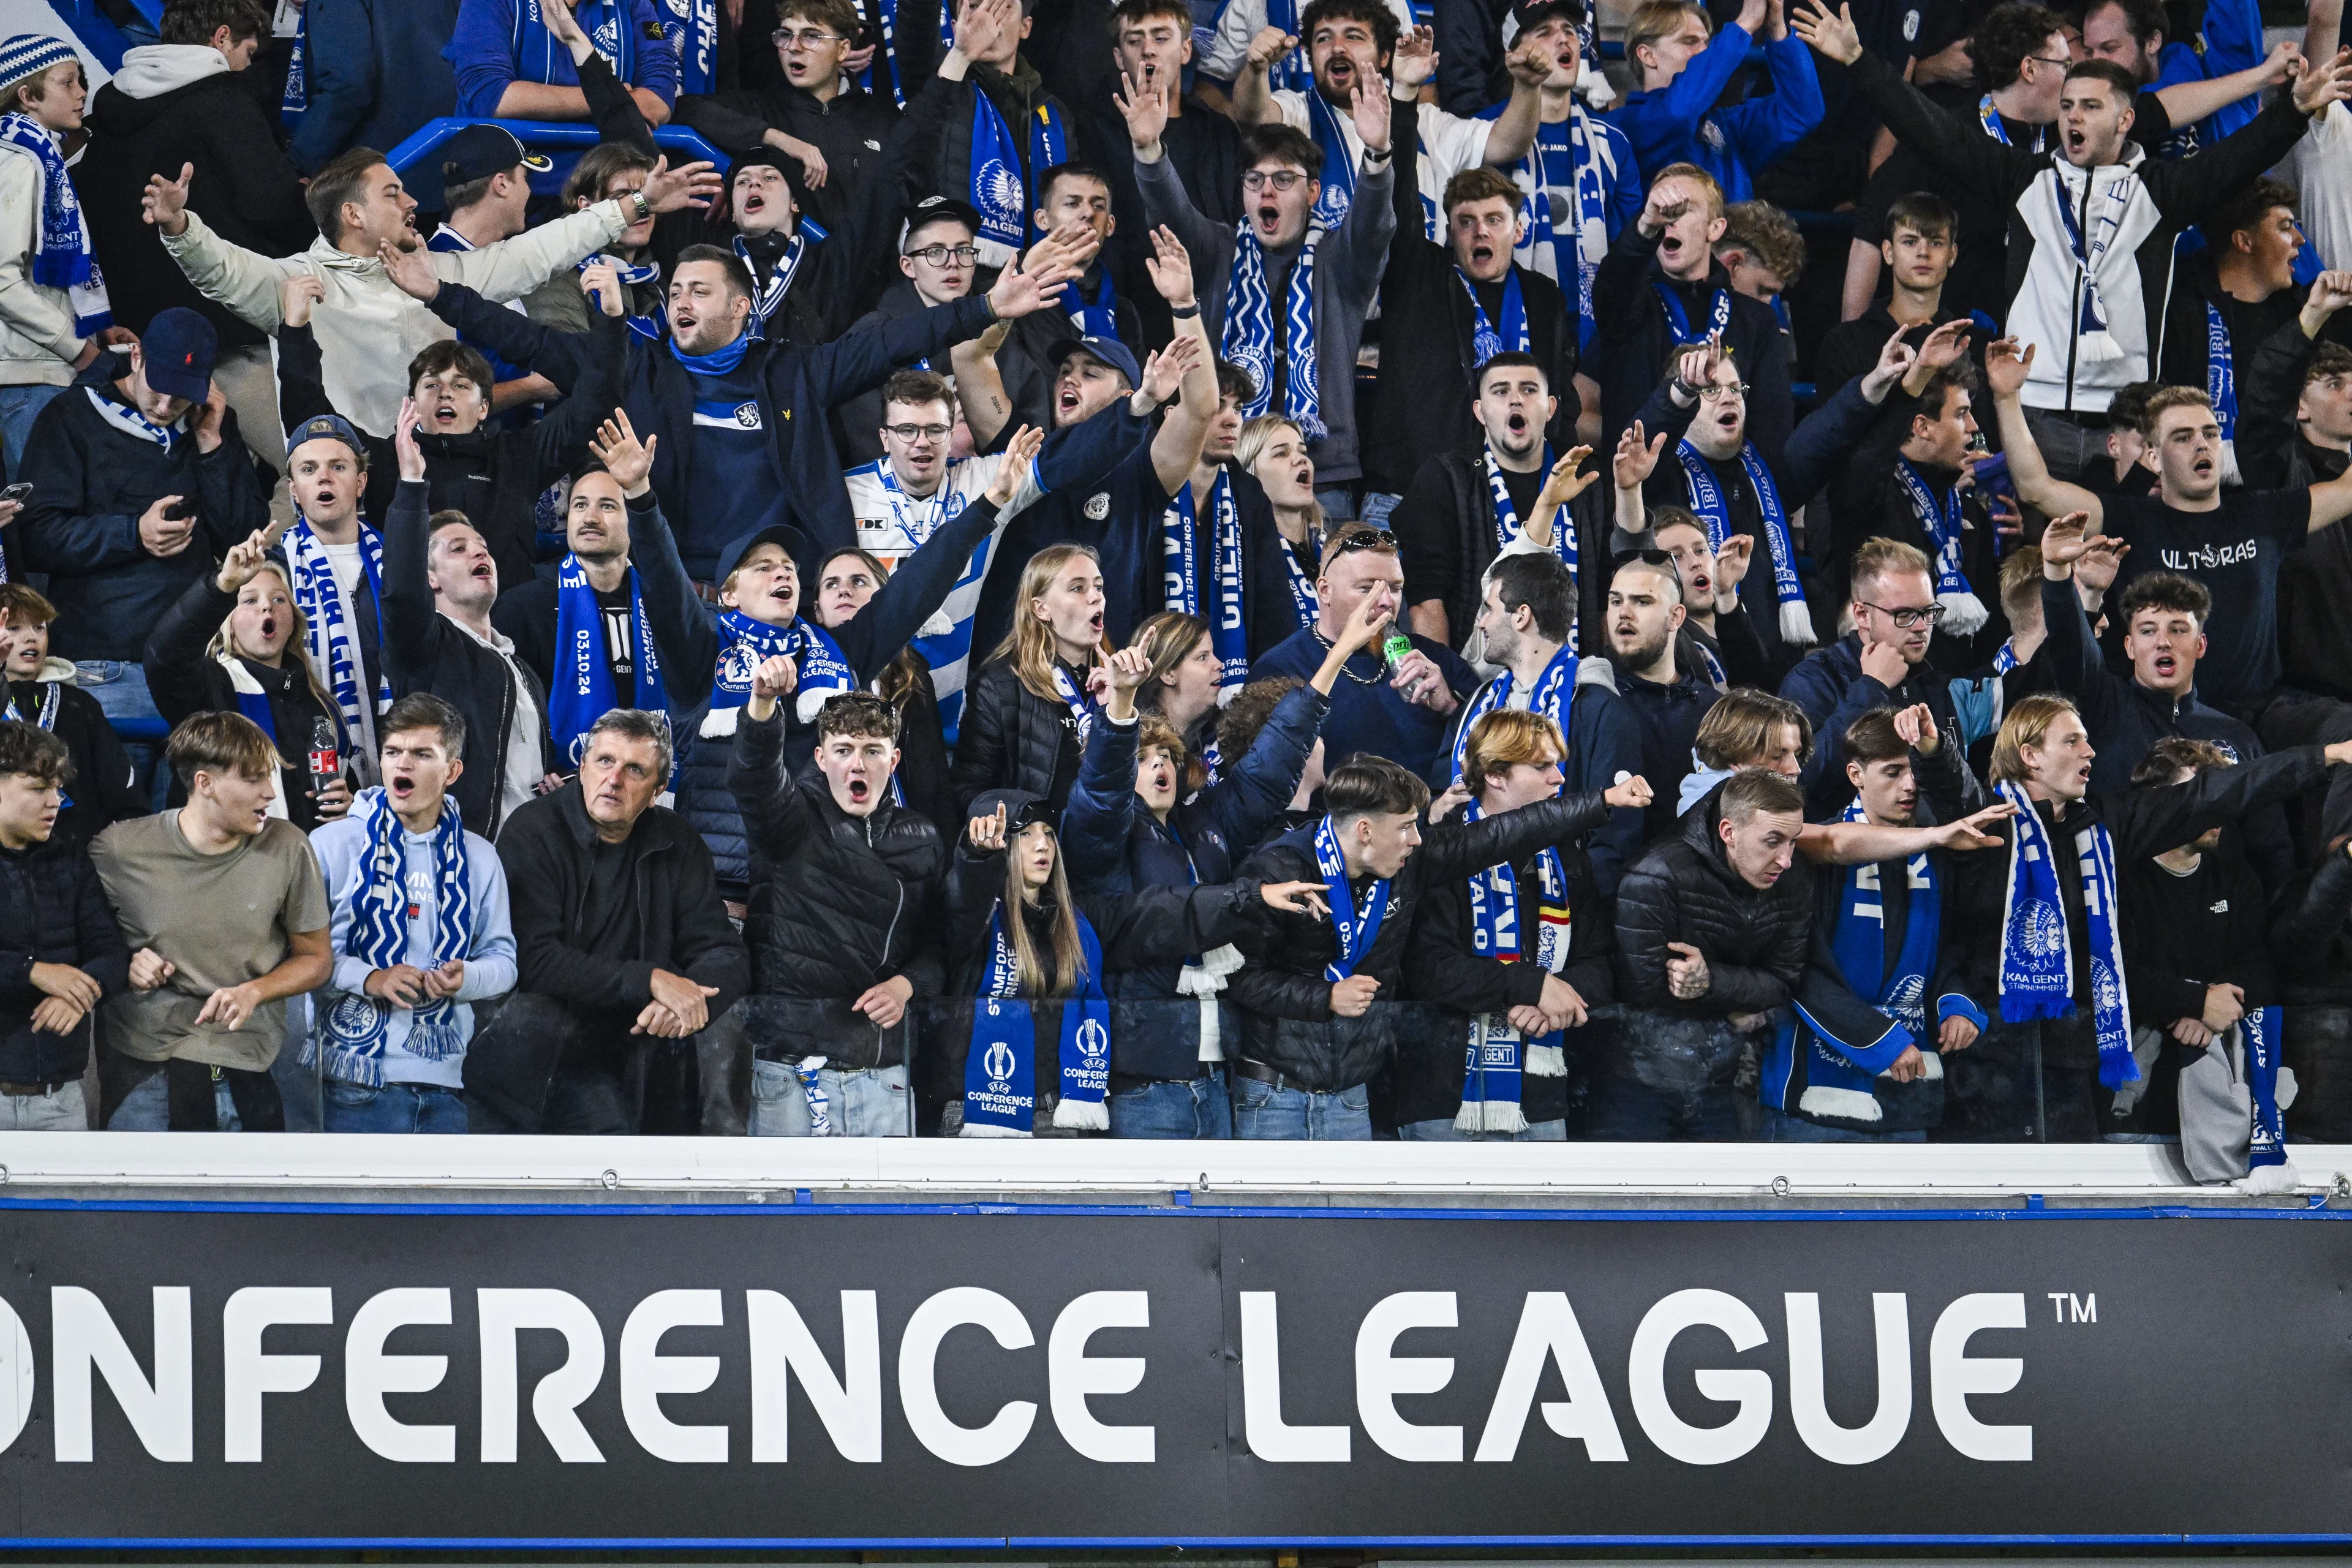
[1758,1104,1926,1142]
[1231,1075,1372,1140]
[1357,491,1402,529]
[1398,1116,1566,1140]
[72,661,168,808]
[1109,1068,1232,1139]
[1584,1077,1743,1140]
[0,382,66,478]
[748,1060,910,1136]
[1314,484,1358,523]
[108,1069,247,1130]
[323,1079,469,1133]
[0,1080,88,1129]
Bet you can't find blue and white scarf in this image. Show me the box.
[1221,228,1322,439]
[1995,780,2135,1088]
[2243,1003,2286,1169]
[963,900,1111,1133]
[578,249,664,332]
[281,6,307,127]
[865,0,908,106]
[1458,796,1572,1132]
[1303,88,1354,230]
[0,112,110,336]
[550,557,667,766]
[1514,111,1615,350]
[1,679,56,731]
[1651,276,1730,348]
[1278,532,1319,625]
[660,0,719,94]
[1263,0,1310,91]
[1057,270,1121,339]
[1992,636,2022,676]
[1449,640,1575,785]
[1164,470,1250,690]
[1460,267,1528,367]
[2052,160,2139,363]
[1313,813,1389,979]
[87,386,180,449]
[738,224,825,338]
[710,610,855,721]
[2204,298,2237,441]
[1483,441,1575,582]
[1894,457,1988,635]
[511,0,637,87]
[283,520,389,761]
[1675,439,1811,646]
[313,788,473,1087]
[1050,662,1099,749]
[1977,95,2046,151]
[968,90,1069,263]
[1829,795,1940,1038]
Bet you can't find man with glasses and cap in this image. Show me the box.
[837,195,984,464]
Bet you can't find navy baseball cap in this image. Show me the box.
[717,522,813,584]
[1502,0,1585,44]
[140,309,216,404]
[440,124,553,187]
[903,195,984,249]
[1049,334,1142,392]
[286,412,366,461]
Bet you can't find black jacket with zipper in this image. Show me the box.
[2,669,141,846]
[0,830,130,1084]
[1613,783,1813,1023]
[381,478,559,836]
[727,707,946,1069]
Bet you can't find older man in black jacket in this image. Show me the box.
[1226,753,1641,1139]
[726,680,944,1137]
[467,709,748,1135]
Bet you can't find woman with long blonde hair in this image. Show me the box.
[1236,414,1325,628]
[950,544,1115,816]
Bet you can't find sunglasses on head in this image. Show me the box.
[1333,528,1399,554]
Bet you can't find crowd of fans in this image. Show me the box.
[0,0,2350,1169]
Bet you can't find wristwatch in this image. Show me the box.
[1170,303,1201,319]
[630,190,652,223]
[1363,145,1393,167]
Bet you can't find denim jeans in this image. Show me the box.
[0,1080,88,1129]
[72,660,168,808]
[1397,1115,1566,1141]
[1584,1077,1743,1140]
[1758,1104,1926,1142]
[1109,1068,1232,1139]
[1231,1076,1373,1139]
[1357,491,1402,529]
[1314,484,1358,523]
[0,382,66,478]
[748,1059,910,1136]
[323,1079,469,1133]
[108,1059,284,1131]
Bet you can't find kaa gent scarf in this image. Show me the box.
[1996,780,2136,1088]
[309,788,473,1087]
[1457,797,1571,1133]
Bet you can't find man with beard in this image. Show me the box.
[1600,549,1718,836]
[1649,509,1771,693]
[1363,165,1579,521]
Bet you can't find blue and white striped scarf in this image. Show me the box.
[314,788,473,1086]
[0,111,110,336]
[1483,440,1575,583]
[1449,640,1575,785]
[85,386,179,449]
[738,224,824,338]
[1674,438,1811,646]
[1513,111,1616,350]
[284,520,388,763]
[1221,227,1322,439]
[1457,796,1571,1132]
[1163,470,1250,690]
[550,557,667,766]
[1996,780,2136,1088]
[1313,813,1389,979]
[1303,88,1354,230]
[1894,457,1988,634]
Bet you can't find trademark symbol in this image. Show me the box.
[2046,1292,2097,1323]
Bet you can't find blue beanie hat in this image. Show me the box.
[0,36,78,92]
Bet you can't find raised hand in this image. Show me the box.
[142,162,193,235]
[1614,420,1668,489]
[951,0,1015,63]
[2293,45,2352,113]
[1143,224,1194,307]
[1862,324,1919,400]
[1789,0,1863,63]
[579,257,628,318]
[1932,801,2019,851]
[1604,773,1653,810]
[1336,590,1387,655]
[394,396,427,481]
[2261,36,2304,82]
[2075,534,2130,595]
[1715,532,1754,589]
[1115,69,1172,153]
[986,237,1085,317]
[1106,644,1153,692]
[588,409,657,495]
[1244,24,1298,75]
[190,380,229,454]
[639,156,725,214]
[279,273,326,330]
[2308,269,2352,320]
[2037,510,2105,568]
[1534,444,1599,516]
[1504,39,1558,87]
[968,802,1010,853]
[1349,77,1393,153]
[1915,317,1971,373]
[216,528,270,594]
[540,0,587,44]
[985,424,1046,505]
[1983,336,2033,398]
[751,654,799,699]
[1139,333,1202,404]
[1637,183,1691,238]
[1892,701,1943,755]
[377,238,441,302]
[1391,23,1438,88]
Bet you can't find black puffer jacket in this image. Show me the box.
[1614,785,1812,1019]
[2,669,142,846]
[727,707,946,1069]
[1226,791,1611,1094]
[951,657,1088,821]
[2272,843,2352,1007]
[0,831,131,1084]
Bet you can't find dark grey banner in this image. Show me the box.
[0,1200,2341,1544]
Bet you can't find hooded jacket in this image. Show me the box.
[78,46,315,350]
[2,660,141,846]
[1225,790,1610,1093]
[726,706,945,1069]
[0,124,89,386]
[0,828,130,1085]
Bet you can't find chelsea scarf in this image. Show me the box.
[1675,440,1813,646]
[1894,458,1989,635]
[1483,441,1576,583]
[968,91,1069,264]
[1457,797,1571,1133]
[1995,780,2136,1088]
[0,113,110,336]
[738,225,826,338]
[963,902,1112,1134]
[550,558,668,766]
[511,0,636,86]
[1514,112,1614,350]
[707,611,855,732]
[311,788,473,1087]
[1221,228,1324,439]
[1314,813,1390,980]
[284,520,390,766]
[1164,470,1252,690]
[1458,267,1529,366]
[1449,641,1576,785]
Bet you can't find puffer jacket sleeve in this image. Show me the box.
[1061,712,1140,894]
[949,662,1016,819]
[1084,878,1266,972]
[1611,850,1681,1007]
[1198,684,1326,850]
[1224,843,1335,1022]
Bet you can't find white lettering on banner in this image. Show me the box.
[0,1294,32,1452]
[1047,1291,1155,1463]
[1784,1293,1910,1465]
[477,1288,607,1463]
[1356,1292,1461,1462]
[621,1290,728,1463]
[1472,1292,1627,1462]
[1628,1289,1774,1465]
[1240,1291,1351,1461]
[747,1289,883,1462]
[1929,1292,2032,1460]
[347,1289,454,1463]
[52,1286,192,1463]
[222,1286,331,1463]
[898,1287,1036,1466]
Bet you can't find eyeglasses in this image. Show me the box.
[773,27,843,48]
[1859,599,1948,629]
[1697,381,1750,401]
[1242,170,1308,192]
[2024,52,2071,67]
[904,243,979,266]
[883,421,953,442]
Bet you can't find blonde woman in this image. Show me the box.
[143,528,352,828]
[1235,412,1327,629]
[951,544,1116,818]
